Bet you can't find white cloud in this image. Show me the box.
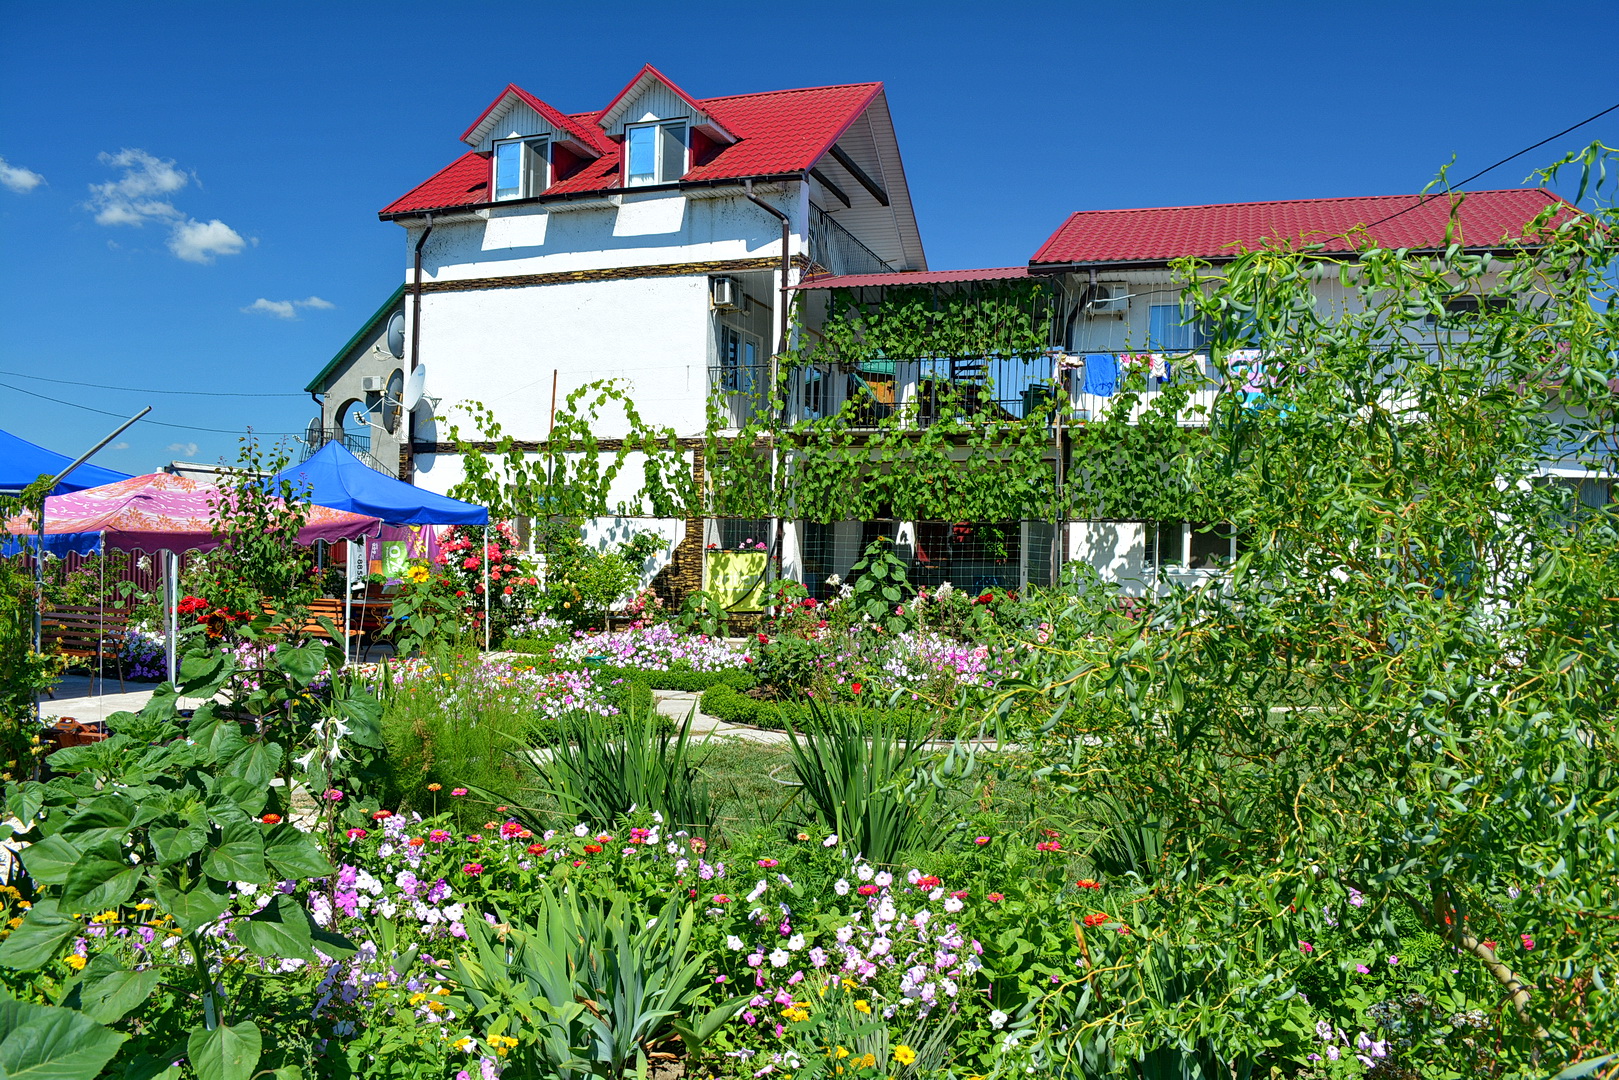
[170,218,246,263]
[86,148,249,264]
[166,442,200,457]
[242,295,335,320]
[111,441,130,451]
[0,156,45,193]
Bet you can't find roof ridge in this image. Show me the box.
[699,81,883,105]
[1060,188,1558,218]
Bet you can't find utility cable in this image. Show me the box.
[0,381,303,436]
[1360,99,1619,233]
[0,368,306,398]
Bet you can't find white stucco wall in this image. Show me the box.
[1068,520,1149,595]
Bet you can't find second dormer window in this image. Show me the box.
[493,137,548,200]
[625,121,687,186]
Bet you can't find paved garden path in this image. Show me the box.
[650,689,791,745]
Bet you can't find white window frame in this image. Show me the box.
[717,323,762,394]
[1147,521,1238,572]
[492,136,549,201]
[624,120,688,187]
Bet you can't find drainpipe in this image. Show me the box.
[743,179,794,603]
[406,214,434,480]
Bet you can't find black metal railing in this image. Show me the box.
[807,205,895,278]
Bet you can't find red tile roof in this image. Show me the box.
[1029,188,1574,266]
[381,76,883,217]
[794,267,1028,290]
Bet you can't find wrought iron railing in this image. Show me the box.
[807,204,895,278]
[301,427,392,475]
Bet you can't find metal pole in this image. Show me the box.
[343,535,354,668]
[165,551,178,685]
[482,524,490,651]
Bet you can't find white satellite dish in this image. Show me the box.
[402,365,427,411]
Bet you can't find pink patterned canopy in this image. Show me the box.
[3,472,381,552]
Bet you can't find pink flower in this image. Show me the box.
[346,828,368,840]
[1520,934,1535,951]
[463,862,484,875]
[758,858,778,868]
[1299,941,1314,954]
[429,829,451,843]
[324,789,344,802]
[1355,964,1370,974]
[974,836,990,845]
[451,788,468,796]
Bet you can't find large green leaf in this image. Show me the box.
[150,818,208,867]
[13,835,79,887]
[59,843,142,912]
[0,993,127,1080]
[68,953,163,1025]
[0,902,78,971]
[4,785,43,827]
[233,895,316,963]
[56,794,135,850]
[277,645,325,685]
[202,821,267,885]
[263,827,332,879]
[177,651,231,697]
[187,1021,261,1080]
[221,741,282,790]
[152,874,229,934]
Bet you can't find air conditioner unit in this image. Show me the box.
[711,276,743,311]
[1084,283,1129,318]
[361,375,386,393]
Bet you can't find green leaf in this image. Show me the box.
[202,821,268,884]
[0,993,127,1080]
[57,794,136,849]
[177,651,231,697]
[221,741,282,790]
[310,927,359,959]
[233,895,317,963]
[263,827,332,879]
[0,902,79,971]
[187,1021,261,1080]
[278,645,326,685]
[60,843,142,912]
[5,785,43,826]
[153,875,229,934]
[71,953,163,1025]
[14,835,80,887]
[150,818,209,866]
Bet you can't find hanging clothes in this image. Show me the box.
[1083,353,1118,397]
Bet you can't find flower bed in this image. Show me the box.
[552,622,748,672]
[354,654,636,721]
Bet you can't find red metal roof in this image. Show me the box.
[1029,189,1574,266]
[381,76,883,217]
[794,267,1028,290]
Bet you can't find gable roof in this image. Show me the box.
[595,64,731,141]
[305,285,406,394]
[380,76,885,218]
[460,84,604,156]
[1029,188,1575,267]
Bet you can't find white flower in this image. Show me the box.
[989,1009,1008,1029]
[666,841,680,854]
[786,933,805,951]
[943,897,964,913]
[906,868,922,885]
[856,864,874,882]
[835,925,855,944]
[769,949,790,968]
[870,936,891,956]
[747,880,768,902]
[833,879,850,896]
[573,823,589,837]
[823,834,838,848]
[874,871,893,888]
[652,810,663,824]
[726,935,744,950]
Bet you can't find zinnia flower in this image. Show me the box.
[527,843,547,855]
[426,783,442,792]
[429,830,451,843]
[324,789,344,802]
[261,813,282,824]
[1075,878,1101,889]
[583,843,603,854]
[463,863,484,876]
[451,788,468,797]
[346,828,368,840]
[1082,912,1109,927]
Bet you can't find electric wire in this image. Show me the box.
[0,368,306,397]
[0,381,303,435]
[1359,100,1619,233]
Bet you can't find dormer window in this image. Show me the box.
[625,121,687,186]
[493,137,549,200]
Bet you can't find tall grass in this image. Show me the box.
[784,703,941,864]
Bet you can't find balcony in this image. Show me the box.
[807,204,894,278]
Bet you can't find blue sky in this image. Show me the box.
[2,0,1616,472]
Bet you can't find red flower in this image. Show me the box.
[408,837,425,848]
[757,632,769,644]
[857,883,879,896]
[527,843,547,855]
[987,892,1004,903]
[260,813,282,825]
[346,828,368,840]
[916,874,942,890]
[1075,879,1102,890]
[1042,828,1060,838]
[583,843,603,854]
[850,681,863,694]
[801,597,817,609]
[462,862,484,876]
[950,889,969,900]
[1035,840,1062,852]
[1082,912,1109,927]
[372,810,392,821]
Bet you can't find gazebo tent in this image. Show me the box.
[0,427,132,496]
[270,442,491,653]
[4,472,381,681]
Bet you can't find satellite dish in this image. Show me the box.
[402,365,427,411]
[386,312,406,359]
[383,370,404,434]
[304,417,324,449]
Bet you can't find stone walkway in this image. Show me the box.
[651,690,790,744]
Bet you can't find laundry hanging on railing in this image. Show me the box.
[1082,353,1118,396]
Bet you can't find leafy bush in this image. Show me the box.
[847,537,913,632]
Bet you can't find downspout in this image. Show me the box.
[743,179,794,605]
[406,214,434,480]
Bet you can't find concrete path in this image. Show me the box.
[36,675,167,725]
[651,689,791,745]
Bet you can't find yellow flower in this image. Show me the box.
[893,1044,917,1066]
[409,993,430,1006]
[63,955,87,971]
[134,903,154,912]
[782,1006,810,1022]
[374,981,389,990]
[854,999,871,1014]
[7,917,21,929]
[407,565,431,584]
[858,1053,876,1068]
[835,1047,850,1059]
[454,1037,474,1051]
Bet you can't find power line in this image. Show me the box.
[0,368,307,398]
[1361,99,1619,233]
[0,382,304,436]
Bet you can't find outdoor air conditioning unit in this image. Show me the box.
[1084,283,1129,318]
[711,276,743,311]
[361,375,386,393]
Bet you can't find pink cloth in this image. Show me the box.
[3,472,380,552]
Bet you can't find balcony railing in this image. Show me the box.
[301,427,393,475]
[807,204,895,278]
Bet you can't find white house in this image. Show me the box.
[374,65,924,596]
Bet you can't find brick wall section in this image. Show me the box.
[649,446,705,608]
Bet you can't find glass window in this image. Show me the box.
[626,122,686,186]
[1187,523,1233,569]
[718,325,761,393]
[659,122,687,182]
[626,125,658,185]
[494,141,522,200]
[1148,304,1207,352]
[1149,521,1184,568]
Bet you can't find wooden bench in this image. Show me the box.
[40,604,131,693]
[262,598,363,645]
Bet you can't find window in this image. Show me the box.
[626,121,687,186]
[801,368,828,420]
[493,137,548,200]
[1148,303,1208,352]
[1148,522,1240,570]
[1424,294,1513,327]
[718,324,761,394]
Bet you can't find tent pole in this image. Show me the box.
[165,551,178,685]
[343,536,353,669]
[483,524,490,651]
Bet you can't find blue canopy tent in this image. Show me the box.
[0,428,132,496]
[270,442,490,656]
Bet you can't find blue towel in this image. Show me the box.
[1083,353,1117,396]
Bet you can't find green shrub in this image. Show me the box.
[699,681,955,733]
